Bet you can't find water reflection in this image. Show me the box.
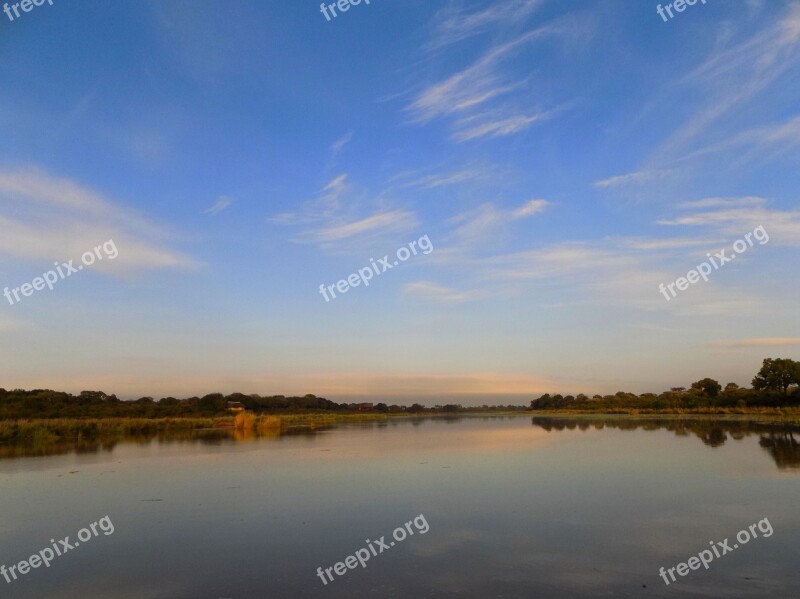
[759,431,800,468]
[4,415,800,472]
[531,416,800,470]
[0,418,390,459]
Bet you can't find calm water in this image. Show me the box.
[1,416,798,598]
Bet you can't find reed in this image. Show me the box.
[0,417,226,443]
[233,411,257,431]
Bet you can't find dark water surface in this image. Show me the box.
[1,415,798,598]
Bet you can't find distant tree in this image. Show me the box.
[752,358,800,395]
[723,382,740,393]
[691,378,722,397]
[408,403,425,413]
[530,394,551,409]
[374,403,389,412]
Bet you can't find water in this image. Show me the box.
[1,415,798,598]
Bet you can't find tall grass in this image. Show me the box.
[0,417,226,444]
[234,412,282,432]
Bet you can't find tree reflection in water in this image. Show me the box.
[531,416,800,470]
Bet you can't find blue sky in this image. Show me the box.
[0,0,799,403]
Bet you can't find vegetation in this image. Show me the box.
[0,387,526,420]
[0,417,224,444]
[530,358,800,412]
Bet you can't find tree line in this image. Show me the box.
[530,358,800,410]
[0,389,522,419]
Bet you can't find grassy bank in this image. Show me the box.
[0,412,414,444]
[526,406,800,426]
[0,417,228,444]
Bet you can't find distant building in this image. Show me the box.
[226,401,246,412]
[350,402,373,412]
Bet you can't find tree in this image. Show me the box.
[691,378,722,397]
[752,358,800,395]
[530,393,550,409]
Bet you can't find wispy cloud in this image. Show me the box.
[403,281,484,303]
[595,5,800,197]
[408,31,540,123]
[658,196,800,243]
[656,4,800,160]
[408,26,560,142]
[392,167,489,190]
[617,237,722,251]
[453,111,553,142]
[512,198,549,219]
[681,114,800,164]
[308,210,418,244]
[428,0,543,49]
[203,195,233,216]
[594,169,678,189]
[709,337,800,349]
[677,197,767,210]
[270,173,418,250]
[448,198,550,245]
[0,167,196,272]
[330,131,353,157]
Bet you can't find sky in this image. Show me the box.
[0,0,799,404]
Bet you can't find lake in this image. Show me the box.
[1,415,798,598]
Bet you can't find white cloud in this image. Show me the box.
[655,4,800,160]
[512,199,549,219]
[617,237,722,251]
[709,337,800,349]
[270,173,419,250]
[448,198,550,245]
[308,210,418,244]
[428,0,543,49]
[658,196,800,243]
[453,111,552,142]
[594,169,678,189]
[407,27,557,142]
[393,167,488,190]
[330,131,353,156]
[0,167,196,273]
[203,195,233,216]
[403,281,484,303]
[677,197,766,210]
